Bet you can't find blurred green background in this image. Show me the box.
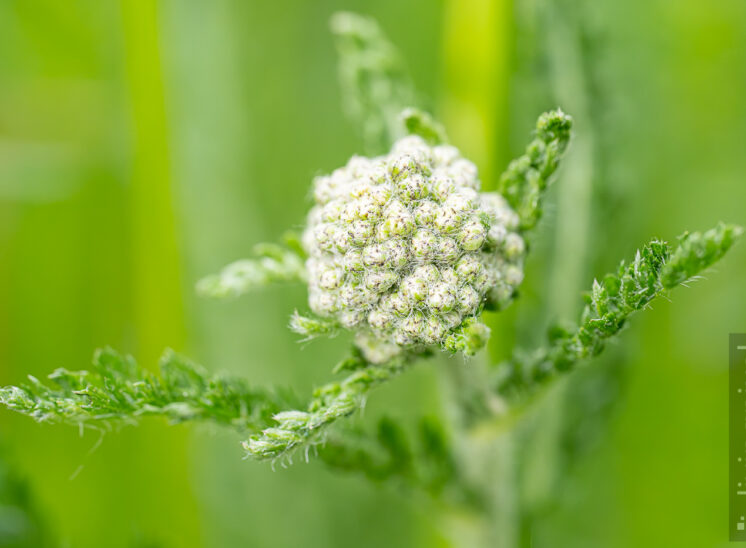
[0,0,744,547]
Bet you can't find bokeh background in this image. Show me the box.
[0,0,744,547]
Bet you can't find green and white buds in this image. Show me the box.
[303,135,525,354]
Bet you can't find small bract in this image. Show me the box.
[303,135,525,355]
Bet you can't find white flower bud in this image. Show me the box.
[368,184,391,205]
[414,200,438,226]
[343,249,364,272]
[392,135,428,156]
[400,312,425,340]
[319,266,344,290]
[439,267,459,287]
[368,309,395,331]
[455,255,483,282]
[487,224,507,246]
[378,200,415,239]
[400,274,427,303]
[390,153,422,180]
[440,312,462,330]
[346,155,371,176]
[427,282,455,313]
[349,220,374,245]
[322,200,344,222]
[363,243,385,267]
[431,145,460,167]
[396,173,429,202]
[444,190,477,213]
[437,237,461,262]
[412,229,438,259]
[430,171,455,202]
[448,159,479,190]
[388,292,411,317]
[302,136,525,351]
[456,285,480,314]
[339,309,364,328]
[505,264,524,287]
[413,264,439,285]
[381,239,409,269]
[503,233,526,259]
[459,218,487,251]
[433,207,463,233]
[332,225,351,253]
[422,317,446,344]
[310,290,338,315]
[365,270,397,293]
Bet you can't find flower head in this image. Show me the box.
[303,135,525,356]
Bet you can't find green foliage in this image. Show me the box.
[400,107,448,146]
[197,242,306,299]
[0,348,294,432]
[319,416,459,498]
[494,223,742,398]
[288,311,339,340]
[442,318,491,356]
[242,350,418,461]
[497,109,573,231]
[660,223,743,288]
[330,11,415,153]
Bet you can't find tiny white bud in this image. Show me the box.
[456,285,480,314]
[434,207,463,233]
[422,317,446,344]
[503,233,526,259]
[412,230,438,259]
[413,200,439,226]
[427,282,455,313]
[400,274,427,303]
[396,173,429,202]
[339,309,364,328]
[505,264,524,286]
[343,249,364,272]
[458,218,487,251]
[349,220,374,246]
[431,145,460,167]
[437,237,461,262]
[319,267,344,290]
[430,171,455,202]
[381,238,410,269]
[368,309,395,331]
[400,312,425,341]
[321,200,344,222]
[365,270,397,293]
[363,243,386,267]
[455,255,483,282]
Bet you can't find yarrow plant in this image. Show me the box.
[0,11,741,547]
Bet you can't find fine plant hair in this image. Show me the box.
[0,11,741,538]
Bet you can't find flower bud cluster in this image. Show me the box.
[302,135,525,351]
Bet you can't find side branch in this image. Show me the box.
[497,109,573,231]
[243,351,422,461]
[494,223,742,399]
[0,348,294,432]
[197,242,306,299]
